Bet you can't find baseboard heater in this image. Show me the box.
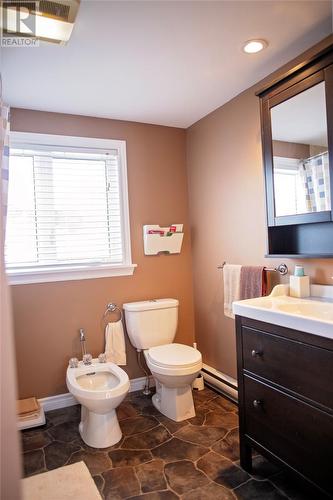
[201,363,238,403]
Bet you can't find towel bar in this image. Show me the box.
[217,262,288,275]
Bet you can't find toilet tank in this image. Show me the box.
[123,299,179,350]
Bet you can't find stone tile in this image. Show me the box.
[192,387,218,406]
[109,449,153,467]
[74,435,124,454]
[44,440,81,470]
[23,449,45,477]
[120,415,159,436]
[210,396,237,412]
[129,394,161,417]
[45,405,80,426]
[47,420,80,443]
[103,466,141,499]
[164,460,209,495]
[187,406,208,426]
[234,479,287,499]
[129,393,156,410]
[205,398,237,414]
[175,424,227,447]
[135,459,167,493]
[68,449,111,475]
[117,401,140,420]
[21,430,51,452]
[128,492,178,500]
[152,437,208,463]
[156,414,189,434]
[205,411,239,430]
[212,428,240,461]
[250,455,280,480]
[122,425,171,449]
[93,474,105,496]
[182,481,235,500]
[197,451,249,489]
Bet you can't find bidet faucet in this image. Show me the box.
[79,328,92,364]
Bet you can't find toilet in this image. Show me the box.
[123,298,202,421]
[66,360,129,448]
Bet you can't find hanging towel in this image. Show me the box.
[240,266,266,300]
[223,264,242,319]
[105,320,127,365]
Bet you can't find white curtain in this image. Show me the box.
[0,97,22,497]
[299,152,330,212]
[1,103,10,235]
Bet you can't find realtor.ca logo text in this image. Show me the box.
[1,1,39,47]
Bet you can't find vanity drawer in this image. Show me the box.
[242,327,333,409]
[244,376,333,495]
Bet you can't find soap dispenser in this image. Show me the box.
[289,266,310,298]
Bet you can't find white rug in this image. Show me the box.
[22,461,102,500]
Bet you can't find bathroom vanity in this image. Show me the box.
[233,288,333,498]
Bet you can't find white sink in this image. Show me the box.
[232,284,333,340]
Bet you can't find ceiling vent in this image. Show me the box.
[1,0,80,44]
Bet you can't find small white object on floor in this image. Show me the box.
[192,373,205,391]
[22,462,101,500]
[105,319,127,365]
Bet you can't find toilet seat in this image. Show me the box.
[66,361,129,401]
[145,343,202,376]
[148,343,201,369]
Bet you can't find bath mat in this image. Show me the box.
[22,461,101,500]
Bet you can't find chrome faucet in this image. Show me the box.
[79,328,92,365]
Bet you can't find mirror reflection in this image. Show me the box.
[271,82,330,217]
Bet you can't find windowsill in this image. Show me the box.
[7,263,137,285]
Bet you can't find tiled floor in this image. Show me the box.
[22,387,315,499]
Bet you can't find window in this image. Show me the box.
[6,133,136,284]
[273,156,308,216]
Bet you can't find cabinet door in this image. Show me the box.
[242,326,333,409]
[244,375,333,495]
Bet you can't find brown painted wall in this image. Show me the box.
[272,140,310,159]
[186,39,333,379]
[10,109,195,399]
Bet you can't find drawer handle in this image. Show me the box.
[251,350,263,358]
[253,399,263,409]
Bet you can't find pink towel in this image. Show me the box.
[240,266,266,300]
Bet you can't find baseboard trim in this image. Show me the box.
[39,375,156,412]
[201,363,238,403]
[129,375,155,393]
[39,393,77,413]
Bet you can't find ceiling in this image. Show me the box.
[271,82,328,147]
[1,0,332,128]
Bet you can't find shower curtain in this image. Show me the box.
[299,152,330,213]
[1,103,10,236]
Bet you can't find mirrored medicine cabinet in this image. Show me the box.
[258,40,333,258]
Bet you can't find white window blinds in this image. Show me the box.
[6,146,126,270]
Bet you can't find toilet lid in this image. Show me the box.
[148,343,202,368]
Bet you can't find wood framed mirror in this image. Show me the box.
[257,41,333,257]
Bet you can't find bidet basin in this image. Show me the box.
[76,371,120,391]
[233,284,333,340]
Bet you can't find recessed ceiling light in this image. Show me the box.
[242,39,268,54]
